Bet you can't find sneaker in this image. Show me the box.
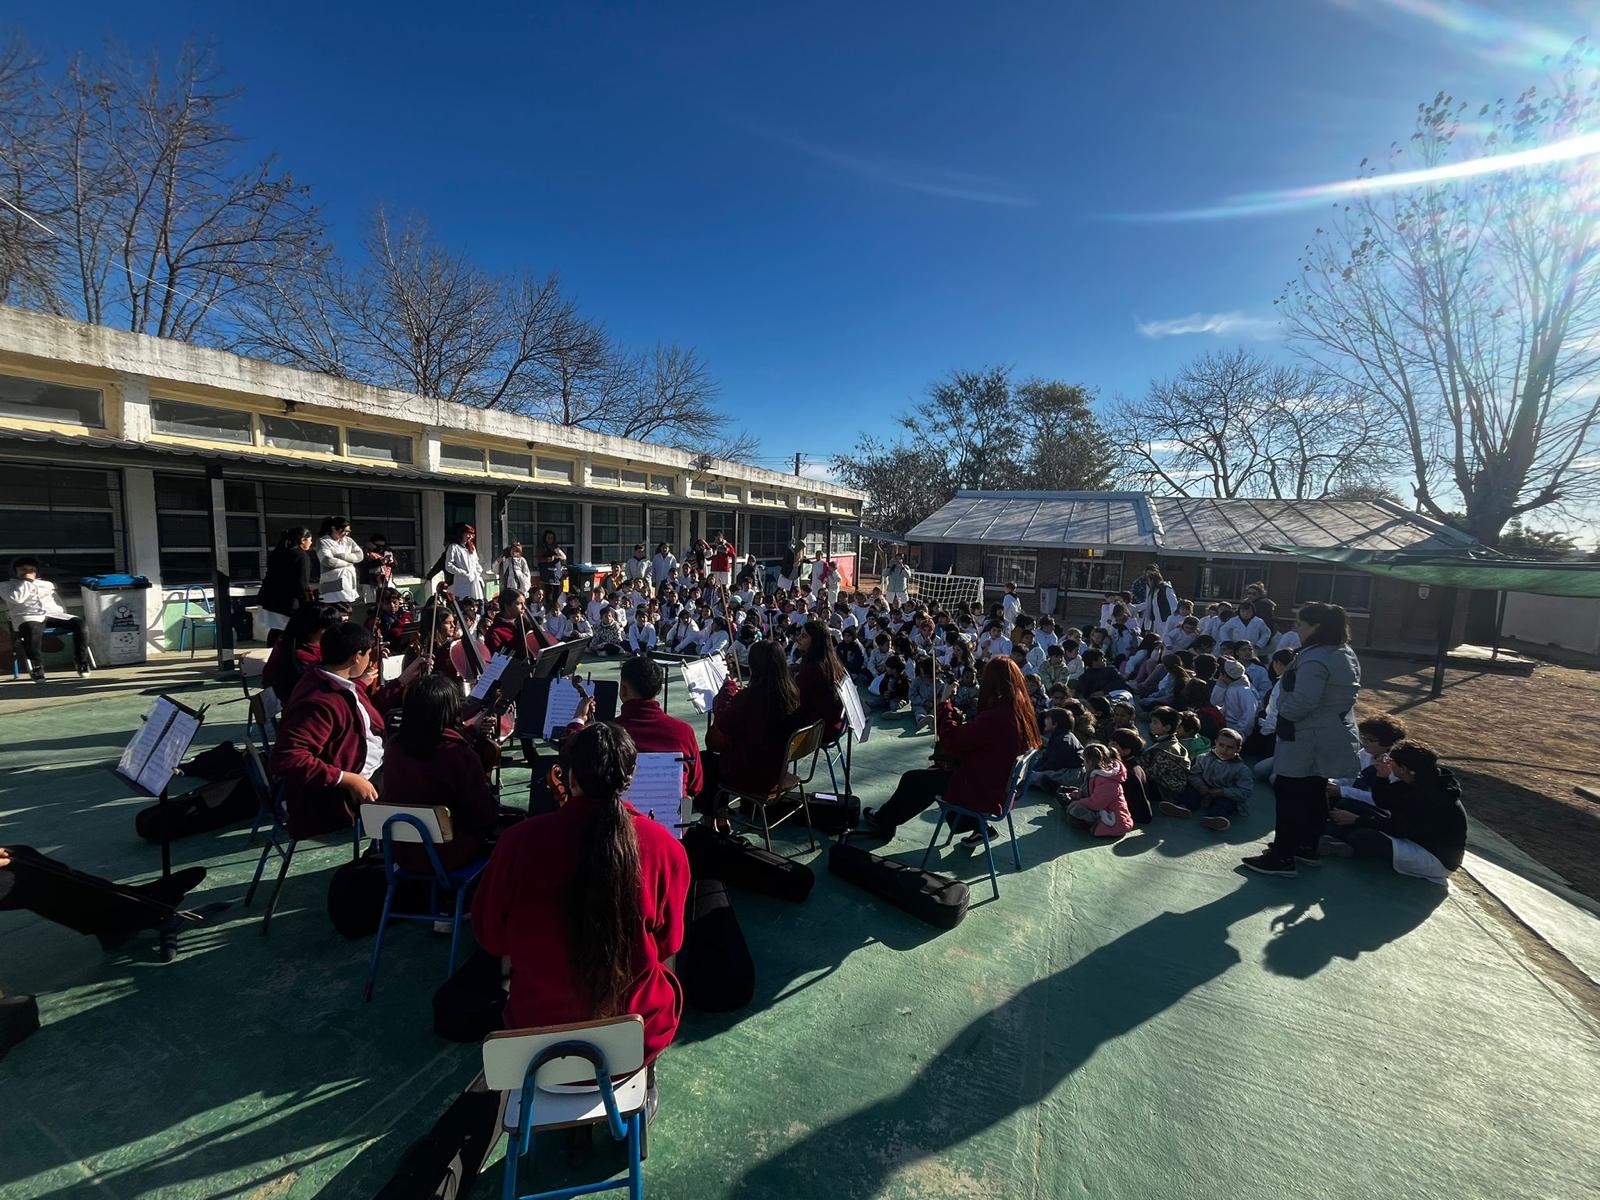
[959,824,998,845]
[431,920,452,935]
[1295,853,1321,867]
[1317,836,1355,858]
[76,660,90,676]
[1199,815,1230,832]
[28,668,45,683]
[1241,852,1297,877]
[1158,800,1192,818]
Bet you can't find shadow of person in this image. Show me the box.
[731,875,1444,1199]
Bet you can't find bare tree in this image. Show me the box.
[1109,349,1394,499]
[1280,53,1600,546]
[0,36,66,313]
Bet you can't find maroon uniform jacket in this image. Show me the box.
[270,669,385,839]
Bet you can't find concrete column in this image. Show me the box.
[118,374,152,441]
[579,501,593,565]
[422,490,446,575]
[474,491,495,593]
[421,428,442,472]
[122,466,166,653]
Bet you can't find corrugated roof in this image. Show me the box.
[905,491,1473,558]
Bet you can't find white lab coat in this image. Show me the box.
[0,577,70,625]
[444,542,485,600]
[317,535,364,603]
[651,553,678,587]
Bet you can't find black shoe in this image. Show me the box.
[76,660,90,676]
[1158,801,1192,818]
[1318,835,1355,859]
[1295,853,1322,867]
[135,866,208,909]
[960,824,998,845]
[1241,852,1297,877]
[28,668,45,683]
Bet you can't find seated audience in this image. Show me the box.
[1158,727,1253,832]
[1108,728,1154,824]
[1141,705,1192,807]
[2,556,91,681]
[1032,707,1084,790]
[1319,740,1466,885]
[1062,742,1132,837]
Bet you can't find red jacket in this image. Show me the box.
[710,542,738,572]
[472,796,690,1064]
[795,662,847,742]
[373,728,498,871]
[706,683,804,795]
[270,669,385,839]
[613,698,704,798]
[264,641,321,707]
[936,703,1034,817]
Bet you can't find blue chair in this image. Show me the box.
[483,1016,650,1200]
[242,745,362,934]
[7,618,97,678]
[359,803,489,1002]
[173,585,217,657]
[921,748,1041,901]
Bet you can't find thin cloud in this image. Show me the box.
[752,127,1035,207]
[1136,311,1281,340]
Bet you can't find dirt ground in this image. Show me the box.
[1356,651,1600,901]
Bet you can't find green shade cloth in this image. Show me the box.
[1264,545,1600,598]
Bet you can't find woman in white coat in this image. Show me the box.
[438,523,485,601]
[315,516,364,606]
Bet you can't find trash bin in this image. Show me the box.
[1039,585,1060,616]
[568,563,603,595]
[79,575,153,666]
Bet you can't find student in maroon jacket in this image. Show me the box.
[701,642,805,810]
[271,623,410,839]
[374,674,500,871]
[482,589,552,660]
[794,619,848,742]
[866,658,1042,843]
[263,605,343,707]
[548,656,705,805]
[473,723,690,1067]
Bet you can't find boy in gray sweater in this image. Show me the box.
[1157,727,1254,832]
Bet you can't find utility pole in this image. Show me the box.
[794,452,802,476]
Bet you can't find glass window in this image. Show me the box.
[648,507,676,550]
[439,442,484,472]
[536,457,574,483]
[151,398,253,444]
[489,450,532,476]
[591,504,645,566]
[348,487,421,575]
[0,464,122,582]
[1062,553,1123,594]
[508,499,577,564]
[261,415,339,455]
[0,373,103,426]
[346,427,414,464]
[648,474,673,494]
[1197,560,1254,601]
[796,494,819,510]
[591,463,622,486]
[983,547,1039,590]
[620,469,646,489]
[1296,569,1373,611]
[154,473,214,585]
[748,514,792,560]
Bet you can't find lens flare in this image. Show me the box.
[1333,0,1577,70]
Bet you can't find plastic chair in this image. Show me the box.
[718,720,824,855]
[359,803,489,1001]
[242,744,362,934]
[483,1016,649,1200]
[7,619,97,678]
[921,748,1040,901]
[173,585,217,657]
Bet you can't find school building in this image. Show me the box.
[904,490,1480,649]
[0,307,863,654]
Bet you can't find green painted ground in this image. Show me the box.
[2,656,1598,1200]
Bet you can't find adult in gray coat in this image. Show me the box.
[1243,602,1360,877]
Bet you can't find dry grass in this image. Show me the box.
[1357,653,1600,900]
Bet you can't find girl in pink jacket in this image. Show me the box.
[1064,744,1134,837]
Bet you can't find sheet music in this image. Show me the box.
[543,675,591,737]
[624,752,690,836]
[380,653,407,683]
[681,656,728,714]
[116,696,202,795]
[838,679,871,744]
[469,652,513,700]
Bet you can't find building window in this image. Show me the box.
[1196,559,1256,601]
[256,480,421,576]
[489,450,532,476]
[261,415,339,455]
[0,373,104,427]
[983,547,1039,590]
[536,456,574,483]
[749,488,780,505]
[591,504,644,566]
[747,514,792,560]
[1296,569,1373,611]
[591,463,622,487]
[620,469,646,489]
[1062,553,1123,594]
[689,479,725,499]
[507,499,576,565]
[648,507,675,550]
[796,494,819,510]
[649,474,673,494]
[439,442,484,472]
[0,464,122,582]
[151,398,253,444]
[346,427,414,465]
[154,474,214,585]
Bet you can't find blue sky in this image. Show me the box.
[16,0,1586,479]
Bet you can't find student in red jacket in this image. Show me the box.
[263,605,343,707]
[794,619,848,742]
[271,623,410,839]
[701,642,804,811]
[473,723,690,1066]
[482,589,552,660]
[374,674,500,871]
[550,656,705,801]
[865,658,1042,843]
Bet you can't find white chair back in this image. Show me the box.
[239,649,269,682]
[482,1016,646,1091]
[360,802,453,844]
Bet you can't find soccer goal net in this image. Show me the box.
[907,569,985,612]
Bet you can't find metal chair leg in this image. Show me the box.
[243,838,275,905]
[978,823,1000,900]
[1007,811,1022,870]
[447,887,468,976]
[920,812,943,869]
[259,842,297,934]
[627,1113,643,1200]
[800,790,816,853]
[365,884,396,1001]
[758,800,774,854]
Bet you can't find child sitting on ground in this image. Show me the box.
[1177,710,1210,760]
[1320,739,1467,885]
[1038,643,1073,692]
[1063,743,1133,838]
[1326,715,1408,810]
[1073,648,1126,698]
[1141,705,1192,809]
[868,653,911,713]
[1032,707,1084,791]
[1158,727,1253,832]
[1108,728,1154,824]
[909,656,947,730]
[954,665,979,718]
